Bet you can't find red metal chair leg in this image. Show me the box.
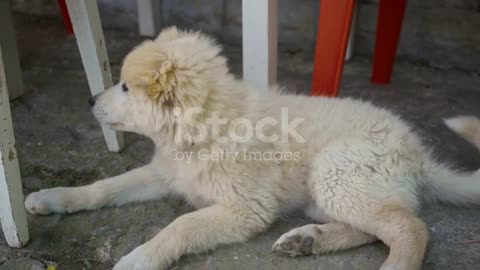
[371,0,407,84]
[311,0,356,97]
[57,0,73,34]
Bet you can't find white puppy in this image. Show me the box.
[25,28,480,270]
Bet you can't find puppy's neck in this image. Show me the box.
[150,78,256,153]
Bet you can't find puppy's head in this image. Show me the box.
[90,27,228,139]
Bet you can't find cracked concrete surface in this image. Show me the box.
[1,13,480,270]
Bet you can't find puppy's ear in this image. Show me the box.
[146,60,177,104]
[155,26,181,43]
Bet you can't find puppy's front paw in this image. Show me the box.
[114,246,166,270]
[25,187,81,215]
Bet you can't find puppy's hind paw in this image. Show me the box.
[272,233,315,257]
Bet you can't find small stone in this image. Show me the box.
[94,240,112,263]
[44,260,58,270]
[90,225,110,236]
[83,259,93,269]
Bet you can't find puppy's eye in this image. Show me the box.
[122,83,129,92]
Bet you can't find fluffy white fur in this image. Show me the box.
[25,28,480,270]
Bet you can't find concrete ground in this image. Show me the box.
[1,13,480,270]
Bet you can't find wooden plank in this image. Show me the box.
[242,0,278,92]
[0,0,24,100]
[0,47,29,248]
[66,0,124,152]
[137,0,161,36]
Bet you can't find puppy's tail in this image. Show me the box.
[422,116,480,205]
[444,115,480,151]
[422,163,480,205]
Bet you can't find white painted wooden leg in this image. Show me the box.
[0,49,29,248]
[66,0,124,152]
[345,2,358,61]
[0,0,24,100]
[137,0,161,36]
[242,0,278,92]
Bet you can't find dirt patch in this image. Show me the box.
[21,164,100,191]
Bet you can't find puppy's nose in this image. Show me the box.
[88,96,96,107]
